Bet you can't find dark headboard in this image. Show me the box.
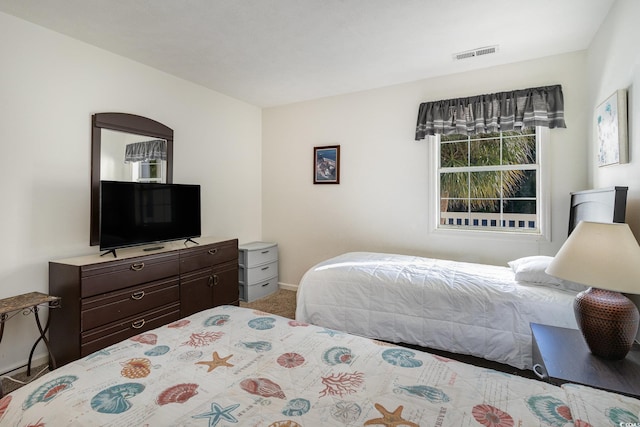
[568,186,628,235]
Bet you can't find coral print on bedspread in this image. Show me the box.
[1,305,639,425]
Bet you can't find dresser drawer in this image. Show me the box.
[242,260,278,284]
[180,241,238,273]
[81,253,179,297]
[239,242,278,267]
[80,303,180,357]
[81,277,180,331]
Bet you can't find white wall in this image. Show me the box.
[0,12,262,372]
[263,52,589,287]
[587,0,640,234]
[586,0,640,316]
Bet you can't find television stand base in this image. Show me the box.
[100,249,117,258]
[184,238,199,246]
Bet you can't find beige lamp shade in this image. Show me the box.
[546,221,640,294]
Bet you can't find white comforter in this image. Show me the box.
[296,252,579,370]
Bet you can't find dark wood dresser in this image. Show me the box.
[49,237,238,367]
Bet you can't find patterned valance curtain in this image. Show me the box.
[415,84,566,140]
[124,140,167,163]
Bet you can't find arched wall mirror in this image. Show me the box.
[90,113,174,246]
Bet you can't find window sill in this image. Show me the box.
[431,226,549,242]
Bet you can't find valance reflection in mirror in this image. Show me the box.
[100,129,167,183]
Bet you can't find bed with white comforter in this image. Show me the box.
[296,252,582,370]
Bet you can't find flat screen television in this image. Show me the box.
[100,180,201,254]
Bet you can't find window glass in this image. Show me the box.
[136,159,164,183]
[438,129,540,233]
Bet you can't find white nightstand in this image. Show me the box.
[238,242,279,302]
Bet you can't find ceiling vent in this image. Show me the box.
[453,45,499,61]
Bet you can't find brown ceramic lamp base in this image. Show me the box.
[574,287,640,360]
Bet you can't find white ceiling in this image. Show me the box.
[0,0,615,107]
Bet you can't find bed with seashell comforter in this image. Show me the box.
[2,305,639,426]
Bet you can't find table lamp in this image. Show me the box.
[546,221,640,360]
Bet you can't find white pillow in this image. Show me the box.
[508,255,587,292]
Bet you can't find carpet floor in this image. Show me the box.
[240,288,296,319]
[1,364,50,396]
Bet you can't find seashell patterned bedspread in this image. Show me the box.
[2,305,639,426]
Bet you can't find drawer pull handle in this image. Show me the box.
[261,250,270,254]
[131,291,145,300]
[261,266,270,271]
[208,275,219,287]
[132,319,146,329]
[130,263,145,271]
[208,248,218,255]
[262,282,270,287]
[532,363,547,380]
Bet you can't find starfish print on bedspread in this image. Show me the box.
[196,351,234,372]
[192,402,240,427]
[364,403,419,427]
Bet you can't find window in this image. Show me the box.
[132,159,165,183]
[435,128,546,235]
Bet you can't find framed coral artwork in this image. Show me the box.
[596,89,628,167]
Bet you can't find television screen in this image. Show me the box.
[100,181,201,251]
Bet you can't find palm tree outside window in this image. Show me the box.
[437,129,541,233]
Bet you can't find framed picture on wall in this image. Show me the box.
[596,89,628,167]
[314,145,340,184]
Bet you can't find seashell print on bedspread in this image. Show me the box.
[1,304,639,426]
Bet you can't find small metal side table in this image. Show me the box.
[0,291,61,395]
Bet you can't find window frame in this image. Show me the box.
[428,127,550,241]
[132,159,166,183]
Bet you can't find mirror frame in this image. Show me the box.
[90,112,174,246]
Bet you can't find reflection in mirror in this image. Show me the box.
[90,113,174,246]
[100,129,167,183]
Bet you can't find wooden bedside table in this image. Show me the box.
[531,322,640,398]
